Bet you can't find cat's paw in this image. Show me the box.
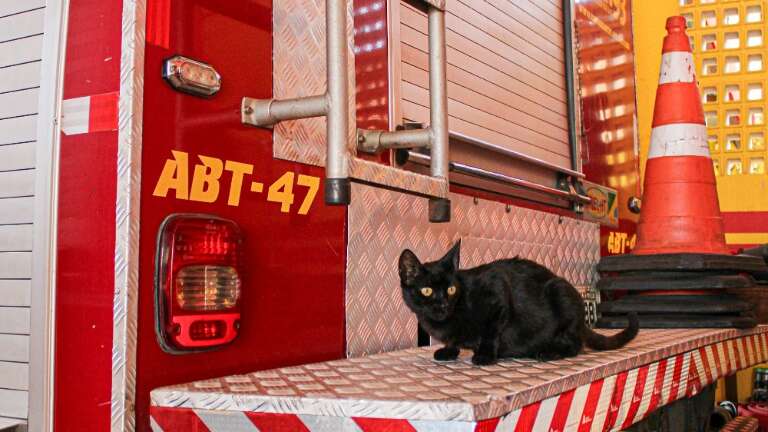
[433,346,460,361]
[471,353,496,366]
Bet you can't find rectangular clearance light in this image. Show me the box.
[155,214,243,353]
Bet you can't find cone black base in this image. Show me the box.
[598,253,768,273]
[597,314,757,329]
[596,253,767,330]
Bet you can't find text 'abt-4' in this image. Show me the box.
[152,150,320,215]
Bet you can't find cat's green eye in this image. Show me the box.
[420,287,433,296]
[447,286,457,296]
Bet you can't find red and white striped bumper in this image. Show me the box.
[150,328,768,432]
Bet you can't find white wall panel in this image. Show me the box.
[0,116,37,145]
[0,8,44,42]
[0,62,40,93]
[0,389,27,419]
[0,280,30,307]
[0,197,33,224]
[0,3,46,426]
[0,307,29,334]
[0,170,34,198]
[0,335,28,362]
[0,143,35,172]
[0,361,28,390]
[0,35,43,67]
[0,252,32,279]
[0,225,33,251]
[0,1,45,17]
[0,88,39,119]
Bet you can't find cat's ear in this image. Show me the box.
[399,249,423,286]
[441,240,461,272]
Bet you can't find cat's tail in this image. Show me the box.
[582,312,639,351]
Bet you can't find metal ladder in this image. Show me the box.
[241,0,450,221]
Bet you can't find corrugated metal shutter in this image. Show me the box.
[396,0,572,192]
[0,0,46,426]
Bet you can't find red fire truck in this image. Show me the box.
[1,0,765,431]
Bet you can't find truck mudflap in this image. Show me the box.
[150,327,768,431]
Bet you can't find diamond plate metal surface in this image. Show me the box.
[150,328,768,422]
[112,1,146,431]
[346,183,600,357]
[273,0,357,166]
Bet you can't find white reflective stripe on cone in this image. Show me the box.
[648,123,710,159]
[658,51,696,84]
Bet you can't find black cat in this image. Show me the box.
[398,241,639,365]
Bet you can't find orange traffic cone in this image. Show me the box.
[633,16,729,256]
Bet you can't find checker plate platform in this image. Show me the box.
[150,327,768,431]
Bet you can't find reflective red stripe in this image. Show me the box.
[752,335,760,363]
[700,347,714,385]
[726,340,736,374]
[514,401,541,432]
[88,91,119,133]
[245,412,311,431]
[353,418,418,432]
[549,389,576,432]
[474,417,501,432]
[578,379,605,432]
[652,83,705,126]
[604,371,629,430]
[746,336,756,365]
[686,352,702,397]
[621,365,650,429]
[668,355,684,402]
[712,343,725,379]
[149,407,211,432]
[646,359,667,416]
[752,336,762,364]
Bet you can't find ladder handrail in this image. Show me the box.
[241,0,351,206]
[242,0,451,218]
[356,2,452,222]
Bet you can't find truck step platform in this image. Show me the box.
[150,327,768,431]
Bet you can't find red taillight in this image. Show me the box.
[175,265,240,311]
[189,320,226,340]
[155,214,243,353]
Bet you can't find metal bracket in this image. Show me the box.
[357,127,431,154]
[242,95,327,129]
[557,173,588,213]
